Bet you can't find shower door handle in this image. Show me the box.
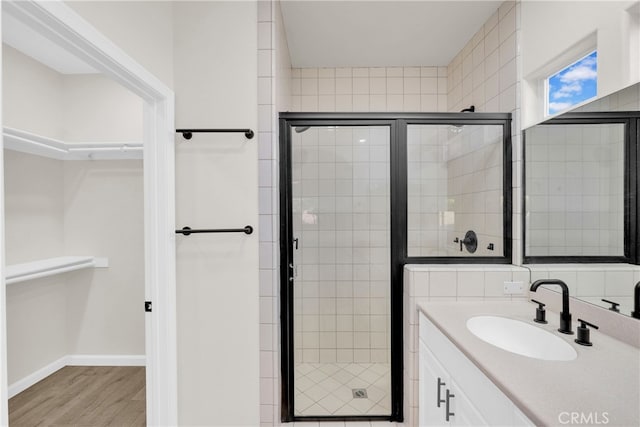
[288,263,298,279]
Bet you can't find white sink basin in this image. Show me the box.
[466,316,577,361]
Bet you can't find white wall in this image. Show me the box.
[65,1,174,89]
[3,151,67,384]
[173,2,259,425]
[3,45,67,384]
[521,0,640,128]
[2,45,64,139]
[62,75,143,142]
[63,160,145,355]
[62,2,262,424]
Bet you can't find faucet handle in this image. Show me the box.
[575,319,598,346]
[601,299,620,312]
[531,299,547,324]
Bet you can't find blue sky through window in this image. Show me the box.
[547,51,597,115]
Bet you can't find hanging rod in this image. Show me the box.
[176,128,255,140]
[176,226,253,236]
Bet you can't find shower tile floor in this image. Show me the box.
[294,363,391,416]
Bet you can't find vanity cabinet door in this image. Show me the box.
[419,340,449,426]
[419,313,536,427]
[449,378,489,427]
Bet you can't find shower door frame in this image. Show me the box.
[279,112,513,423]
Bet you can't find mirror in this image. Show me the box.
[523,82,640,317]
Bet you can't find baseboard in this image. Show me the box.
[8,354,146,398]
[8,356,67,398]
[66,354,146,366]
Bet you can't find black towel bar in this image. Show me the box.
[176,128,254,140]
[176,226,253,236]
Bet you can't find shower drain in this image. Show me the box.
[352,388,368,399]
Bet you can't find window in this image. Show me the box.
[546,51,597,116]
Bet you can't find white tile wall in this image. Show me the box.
[525,124,625,256]
[292,127,391,364]
[527,264,640,314]
[291,66,448,112]
[257,1,291,425]
[260,1,543,424]
[447,0,523,264]
[406,124,506,257]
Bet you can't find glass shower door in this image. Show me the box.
[290,125,391,417]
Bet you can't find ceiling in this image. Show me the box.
[280,0,503,68]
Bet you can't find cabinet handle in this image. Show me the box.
[445,389,455,421]
[437,377,446,407]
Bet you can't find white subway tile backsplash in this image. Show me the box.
[429,271,457,297]
[457,270,485,297]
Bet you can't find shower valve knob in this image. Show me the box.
[459,230,478,253]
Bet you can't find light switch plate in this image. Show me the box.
[504,281,524,295]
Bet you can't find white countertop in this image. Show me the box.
[418,301,640,427]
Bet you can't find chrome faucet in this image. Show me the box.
[632,282,640,320]
[530,279,573,334]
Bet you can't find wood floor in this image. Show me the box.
[9,366,145,427]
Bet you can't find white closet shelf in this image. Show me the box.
[3,127,143,160]
[5,256,108,285]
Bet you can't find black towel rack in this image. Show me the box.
[176,128,254,140]
[176,226,253,236]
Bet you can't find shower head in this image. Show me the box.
[294,126,310,133]
[450,105,476,133]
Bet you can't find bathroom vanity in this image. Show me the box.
[418,302,640,426]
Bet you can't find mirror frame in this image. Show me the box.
[522,111,639,265]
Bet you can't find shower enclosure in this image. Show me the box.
[280,113,512,422]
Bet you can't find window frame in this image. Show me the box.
[545,50,598,118]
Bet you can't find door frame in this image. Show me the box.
[279,116,401,422]
[0,1,177,425]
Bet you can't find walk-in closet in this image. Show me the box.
[3,10,147,425]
